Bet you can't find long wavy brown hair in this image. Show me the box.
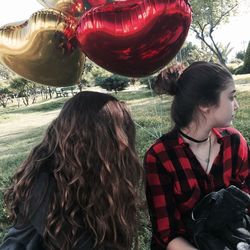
[4,91,143,250]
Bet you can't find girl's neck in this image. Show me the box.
[180,124,212,144]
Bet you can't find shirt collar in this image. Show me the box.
[162,127,230,149]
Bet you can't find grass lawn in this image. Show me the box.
[0,84,249,248]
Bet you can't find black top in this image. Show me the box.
[0,171,93,250]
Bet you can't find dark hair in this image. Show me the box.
[153,63,185,95]
[5,91,143,250]
[161,61,233,128]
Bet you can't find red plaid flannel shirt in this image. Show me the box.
[144,127,250,249]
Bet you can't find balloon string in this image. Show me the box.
[147,78,164,138]
[134,121,159,139]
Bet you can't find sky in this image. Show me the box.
[0,0,249,58]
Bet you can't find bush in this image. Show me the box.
[236,51,245,61]
[235,41,250,74]
[243,41,250,73]
[234,65,245,75]
[139,75,157,89]
[96,74,129,93]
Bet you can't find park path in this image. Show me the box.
[0,109,60,141]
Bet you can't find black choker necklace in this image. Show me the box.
[179,129,209,143]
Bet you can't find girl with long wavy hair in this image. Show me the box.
[0,91,143,250]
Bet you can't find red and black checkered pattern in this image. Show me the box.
[144,127,250,249]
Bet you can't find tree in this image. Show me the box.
[176,42,219,64]
[210,42,234,63]
[176,42,199,64]
[39,86,54,100]
[236,50,246,61]
[96,75,129,93]
[9,78,39,106]
[190,0,238,66]
[235,41,250,74]
[0,87,12,108]
[0,64,11,80]
[242,41,250,73]
[10,77,29,106]
[81,58,111,87]
[0,63,17,81]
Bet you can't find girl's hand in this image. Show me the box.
[167,237,198,250]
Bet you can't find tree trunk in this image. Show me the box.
[22,95,29,106]
[16,97,20,108]
[193,29,227,67]
[78,83,83,92]
[0,100,7,108]
[49,87,53,99]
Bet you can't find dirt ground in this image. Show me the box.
[0,110,60,141]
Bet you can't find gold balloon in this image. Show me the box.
[0,9,85,87]
[37,0,85,17]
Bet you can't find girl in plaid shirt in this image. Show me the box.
[144,61,250,250]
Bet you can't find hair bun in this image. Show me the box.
[153,64,185,95]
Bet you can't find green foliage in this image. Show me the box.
[234,65,245,75]
[190,0,238,26]
[0,88,11,95]
[243,42,250,73]
[138,75,157,89]
[0,64,12,81]
[235,42,250,74]
[177,42,200,64]
[236,51,246,60]
[9,78,40,106]
[81,59,111,86]
[0,88,13,108]
[9,77,29,93]
[96,74,129,93]
[227,59,243,74]
[176,42,234,64]
[217,43,234,63]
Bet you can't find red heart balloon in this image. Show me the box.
[76,0,192,77]
[85,0,114,8]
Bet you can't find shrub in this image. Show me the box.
[243,41,250,73]
[234,65,245,75]
[235,42,250,74]
[236,51,245,61]
[96,74,129,93]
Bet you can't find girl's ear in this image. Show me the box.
[198,104,211,114]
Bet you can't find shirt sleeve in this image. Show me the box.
[16,171,53,234]
[0,172,53,250]
[0,223,44,250]
[144,148,186,249]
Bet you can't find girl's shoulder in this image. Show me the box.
[213,127,248,152]
[145,128,180,156]
[214,127,245,139]
[17,171,55,234]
